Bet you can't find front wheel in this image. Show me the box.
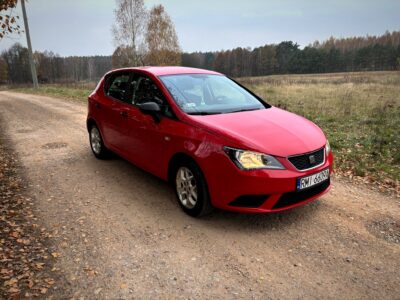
[174,160,213,217]
[89,125,110,159]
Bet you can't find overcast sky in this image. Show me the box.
[0,0,399,56]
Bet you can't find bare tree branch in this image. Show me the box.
[112,0,147,66]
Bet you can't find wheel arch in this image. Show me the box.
[168,151,214,216]
[167,152,201,185]
[86,118,97,132]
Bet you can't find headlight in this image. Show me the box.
[325,140,331,154]
[224,147,285,170]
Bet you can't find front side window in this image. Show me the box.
[159,74,268,115]
[133,76,165,105]
[133,75,174,118]
[105,73,131,102]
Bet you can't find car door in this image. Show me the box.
[101,71,134,153]
[123,74,178,177]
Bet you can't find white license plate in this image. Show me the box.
[296,168,329,191]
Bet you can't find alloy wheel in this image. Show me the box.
[176,167,198,209]
[90,127,102,155]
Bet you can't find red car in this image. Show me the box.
[87,67,333,217]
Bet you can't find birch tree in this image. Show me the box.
[112,0,147,66]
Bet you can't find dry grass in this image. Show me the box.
[4,71,400,192]
[6,82,96,101]
[239,71,400,191]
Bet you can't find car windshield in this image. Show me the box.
[159,74,268,115]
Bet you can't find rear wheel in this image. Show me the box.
[89,125,109,159]
[174,160,213,217]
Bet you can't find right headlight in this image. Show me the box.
[224,147,285,170]
[325,140,331,154]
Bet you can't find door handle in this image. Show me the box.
[120,111,128,118]
[95,102,101,109]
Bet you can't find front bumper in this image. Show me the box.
[204,151,334,213]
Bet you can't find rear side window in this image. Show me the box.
[104,73,131,102]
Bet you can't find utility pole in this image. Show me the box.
[21,0,38,88]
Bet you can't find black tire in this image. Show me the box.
[173,159,213,217]
[89,125,110,159]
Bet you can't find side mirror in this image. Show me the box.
[137,101,161,123]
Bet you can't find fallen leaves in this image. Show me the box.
[0,269,11,275]
[51,252,61,258]
[4,278,18,286]
[0,141,60,298]
[334,169,399,198]
[10,232,20,238]
[83,267,97,277]
[120,283,128,289]
[16,238,30,245]
[8,287,19,294]
[35,263,45,270]
[27,279,34,289]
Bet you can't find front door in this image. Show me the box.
[124,74,177,177]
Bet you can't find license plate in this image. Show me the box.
[296,168,329,191]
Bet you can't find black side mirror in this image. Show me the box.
[137,101,161,123]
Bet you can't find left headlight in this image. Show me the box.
[224,147,285,170]
[325,140,331,154]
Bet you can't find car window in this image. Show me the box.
[133,75,174,118]
[159,74,268,115]
[133,76,165,105]
[208,77,246,103]
[105,73,131,103]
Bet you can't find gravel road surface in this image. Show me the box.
[0,91,399,299]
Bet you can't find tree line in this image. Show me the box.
[0,44,112,84]
[1,30,399,84]
[183,31,400,77]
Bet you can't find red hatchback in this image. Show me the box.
[87,67,333,217]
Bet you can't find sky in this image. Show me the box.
[0,0,399,56]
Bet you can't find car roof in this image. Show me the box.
[109,66,223,77]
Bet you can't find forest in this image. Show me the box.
[1,30,399,84]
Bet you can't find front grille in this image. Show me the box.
[288,148,325,170]
[273,179,330,209]
[229,195,270,208]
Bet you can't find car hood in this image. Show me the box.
[189,107,326,157]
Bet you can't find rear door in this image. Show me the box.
[102,72,133,153]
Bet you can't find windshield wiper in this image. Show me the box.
[227,108,263,114]
[188,111,222,115]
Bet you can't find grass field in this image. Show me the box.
[4,71,400,193]
[5,82,96,101]
[240,71,400,192]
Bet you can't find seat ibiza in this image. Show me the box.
[87,67,333,217]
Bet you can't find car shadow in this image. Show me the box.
[200,200,321,233]
[85,150,322,233]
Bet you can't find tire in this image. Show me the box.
[89,125,110,159]
[174,159,213,217]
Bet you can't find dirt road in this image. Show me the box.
[0,91,399,299]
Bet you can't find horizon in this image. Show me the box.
[3,29,400,58]
[0,0,399,56]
